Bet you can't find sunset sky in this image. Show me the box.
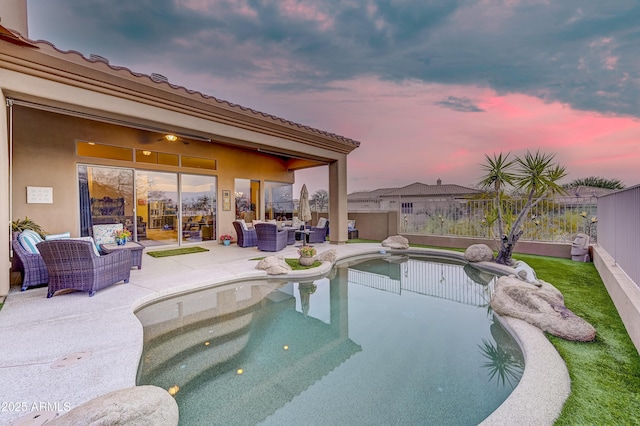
[26,0,640,195]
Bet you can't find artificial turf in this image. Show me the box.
[509,253,640,425]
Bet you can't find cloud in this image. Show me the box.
[435,96,484,112]
[27,0,640,118]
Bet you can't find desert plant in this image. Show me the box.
[479,151,567,265]
[11,217,45,237]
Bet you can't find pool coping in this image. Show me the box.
[0,244,569,425]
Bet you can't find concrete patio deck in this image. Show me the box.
[0,242,569,425]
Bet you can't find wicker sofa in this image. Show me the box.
[232,220,258,247]
[37,239,132,298]
[255,223,288,252]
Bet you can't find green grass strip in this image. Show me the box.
[509,253,640,425]
[285,258,322,270]
[147,247,209,258]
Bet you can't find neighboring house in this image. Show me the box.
[0,3,360,296]
[348,180,481,212]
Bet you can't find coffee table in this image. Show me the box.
[100,241,145,269]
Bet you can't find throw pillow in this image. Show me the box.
[45,232,71,241]
[18,230,44,254]
[317,217,327,228]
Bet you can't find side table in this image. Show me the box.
[100,241,145,269]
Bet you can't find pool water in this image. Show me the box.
[136,255,523,425]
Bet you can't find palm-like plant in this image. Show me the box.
[564,176,625,190]
[479,151,567,265]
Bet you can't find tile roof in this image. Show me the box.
[1,25,360,153]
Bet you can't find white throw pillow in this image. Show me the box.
[238,219,248,231]
[317,217,327,228]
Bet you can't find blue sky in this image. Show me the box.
[26,0,640,194]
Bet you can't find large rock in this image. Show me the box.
[490,275,596,342]
[381,235,409,249]
[255,255,292,275]
[464,244,494,262]
[513,260,541,286]
[49,385,178,426]
[316,249,337,263]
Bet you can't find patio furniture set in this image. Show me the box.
[232,218,330,251]
[11,223,143,298]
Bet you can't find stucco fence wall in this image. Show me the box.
[591,245,640,354]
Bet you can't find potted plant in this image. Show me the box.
[219,234,234,246]
[11,217,46,239]
[114,229,131,246]
[298,245,316,266]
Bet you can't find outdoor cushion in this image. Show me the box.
[92,223,123,246]
[317,217,328,228]
[238,219,248,231]
[291,217,302,228]
[72,236,101,257]
[18,229,44,254]
[45,232,71,240]
[347,220,356,230]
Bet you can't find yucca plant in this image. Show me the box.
[11,217,46,238]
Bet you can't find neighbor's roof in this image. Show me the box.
[347,187,399,200]
[348,182,480,200]
[0,24,360,155]
[383,182,480,197]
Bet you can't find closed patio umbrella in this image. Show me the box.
[299,184,312,245]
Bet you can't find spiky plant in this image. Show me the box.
[11,217,46,237]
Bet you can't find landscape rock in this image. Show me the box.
[316,249,337,263]
[381,235,409,249]
[255,255,292,275]
[464,244,494,262]
[49,385,178,426]
[514,260,541,286]
[490,275,596,342]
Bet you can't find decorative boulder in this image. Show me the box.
[490,275,596,342]
[49,385,178,426]
[316,249,337,263]
[255,255,292,275]
[381,235,409,249]
[513,260,541,287]
[464,244,494,262]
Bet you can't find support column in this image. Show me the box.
[1,92,11,297]
[328,156,347,244]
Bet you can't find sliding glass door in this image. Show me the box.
[80,165,216,246]
[136,171,178,245]
[79,165,135,237]
[180,174,217,242]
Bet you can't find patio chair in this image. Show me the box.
[232,220,257,247]
[306,218,329,244]
[12,231,48,291]
[255,223,288,252]
[37,239,132,297]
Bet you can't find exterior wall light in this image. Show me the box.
[165,134,178,142]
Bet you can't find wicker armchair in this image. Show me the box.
[11,236,48,291]
[306,220,329,244]
[37,239,132,298]
[232,221,258,247]
[255,223,288,252]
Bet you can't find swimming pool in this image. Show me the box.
[136,254,523,425]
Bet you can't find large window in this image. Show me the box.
[80,165,217,246]
[235,179,260,222]
[265,181,293,220]
[180,175,217,242]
